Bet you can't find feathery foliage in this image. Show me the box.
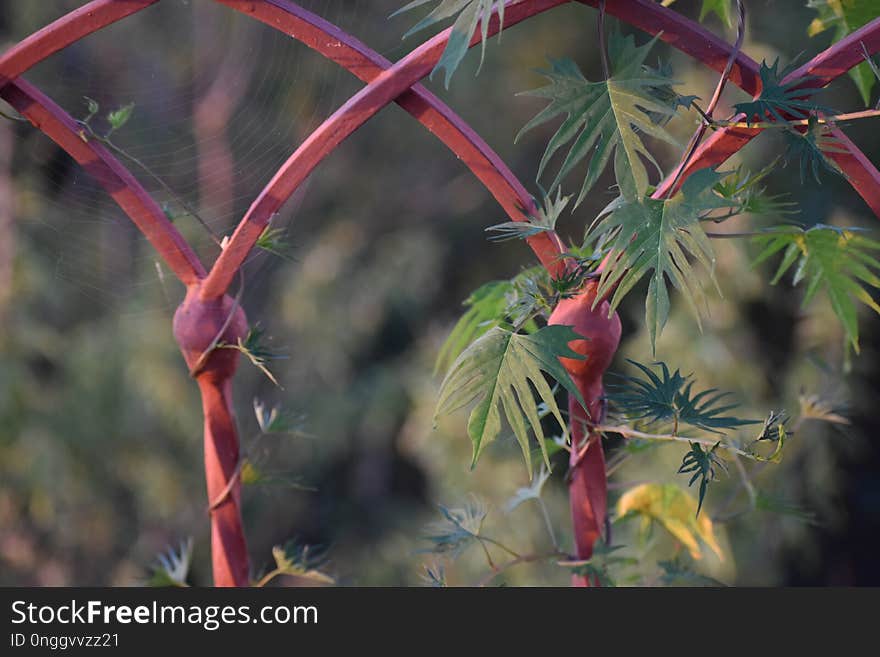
[517,31,682,206]
[607,359,759,434]
[733,58,830,125]
[268,541,334,585]
[423,498,488,557]
[147,539,192,587]
[486,187,570,242]
[752,224,880,351]
[435,325,586,476]
[678,441,727,515]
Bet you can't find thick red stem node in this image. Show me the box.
[548,282,621,587]
[173,286,250,587]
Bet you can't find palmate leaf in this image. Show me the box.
[752,224,880,351]
[435,325,586,477]
[678,441,728,515]
[607,359,759,434]
[147,538,193,587]
[392,0,503,88]
[782,117,846,184]
[589,165,730,352]
[517,31,681,206]
[733,59,831,125]
[808,0,880,106]
[617,483,724,560]
[713,160,799,216]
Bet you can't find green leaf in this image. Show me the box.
[435,325,586,476]
[255,225,294,261]
[517,31,681,206]
[220,324,287,386]
[808,0,880,107]
[607,359,760,434]
[752,224,880,351]
[699,0,735,26]
[713,160,799,216]
[486,186,570,242]
[147,539,192,587]
[733,58,831,125]
[678,441,728,516]
[589,167,729,352]
[270,541,334,585]
[83,96,100,124]
[782,116,846,184]
[435,280,512,375]
[107,102,135,133]
[617,483,724,560]
[392,0,503,88]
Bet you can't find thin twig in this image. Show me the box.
[476,552,565,587]
[664,0,746,198]
[595,424,756,460]
[598,1,610,80]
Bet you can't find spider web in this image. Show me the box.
[3,0,409,318]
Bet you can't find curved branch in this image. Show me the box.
[654,17,880,211]
[215,0,567,278]
[204,0,768,298]
[0,79,206,285]
[0,0,159,86]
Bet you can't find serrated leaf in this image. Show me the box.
[752,224,880,351]
[486,186,570,242]
[392,0,503,88]
[517,31,681,206]
[617,483,724,560]
[435,325,586,477]
[607,359,759,434]
[714,160,799,216]
[733,58,832,125]
[807,0,880,106]
[589,167,730,352]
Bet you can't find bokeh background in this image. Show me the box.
[1,0,878,586]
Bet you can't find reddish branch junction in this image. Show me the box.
[1,0,879,587]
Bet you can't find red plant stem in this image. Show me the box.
[0,79,205,285]
[203,0,768,298]
[174,286,251,587]
[198,376,250,587]
[0,0,159,87]
[654,17,880,212]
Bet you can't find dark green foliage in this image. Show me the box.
[678,441,727,516]
[733,59,831,125]
[782,117,845,184]
[607,360,759,434]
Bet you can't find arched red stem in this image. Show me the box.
[174,285,251,587]
[0,79,205,285]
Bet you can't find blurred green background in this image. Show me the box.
[1,0,879,586]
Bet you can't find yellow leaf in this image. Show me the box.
[617,483,723,561]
